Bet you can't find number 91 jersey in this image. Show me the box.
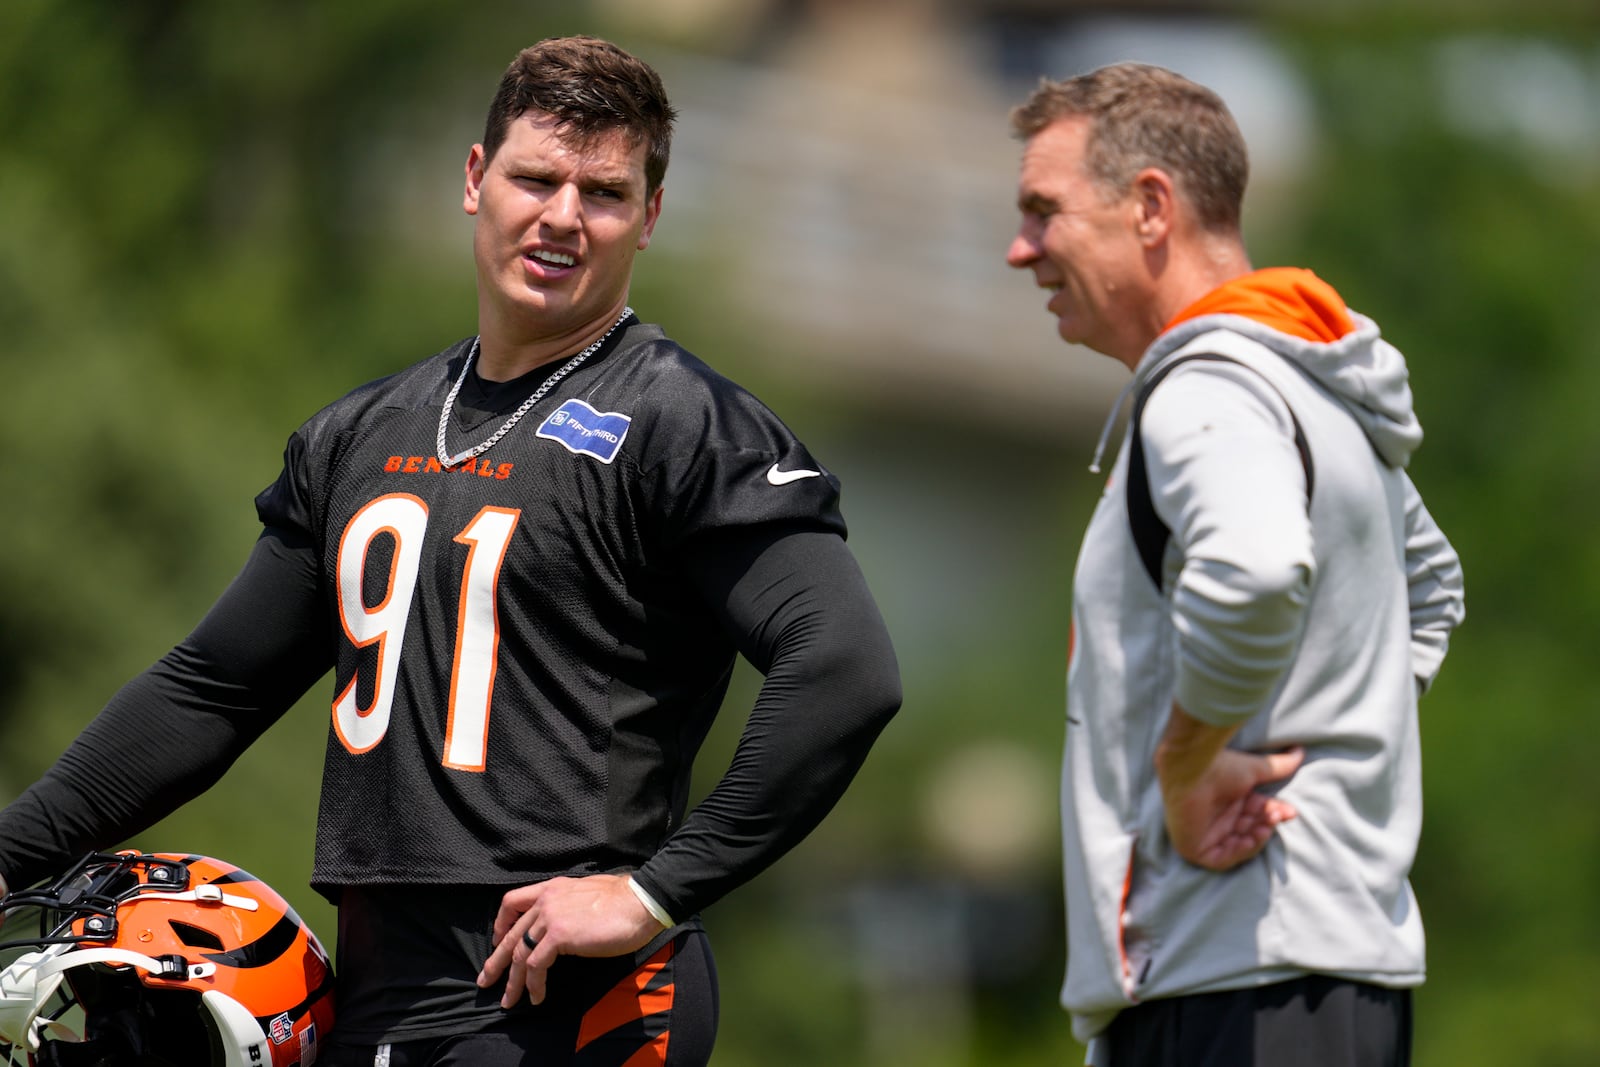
[253,319,845,891]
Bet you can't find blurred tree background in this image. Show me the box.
[1,1,1596,1064]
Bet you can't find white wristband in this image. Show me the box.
[626,876,675,929]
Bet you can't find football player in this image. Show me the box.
[0,35,901,1067]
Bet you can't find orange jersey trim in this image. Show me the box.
[1164,267,1355,344]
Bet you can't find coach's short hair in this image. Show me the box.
[1010,62,1247,233]
[482,35,677,194]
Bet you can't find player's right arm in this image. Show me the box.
[0,526,332,892]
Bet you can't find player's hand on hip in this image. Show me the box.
[1159,744,1305,871]
[475,873,665,1008]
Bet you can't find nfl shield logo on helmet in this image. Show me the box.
[269,1012,294,1044]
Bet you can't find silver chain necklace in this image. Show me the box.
[435,306,632,467]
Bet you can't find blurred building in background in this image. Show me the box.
[609,0,1314,427]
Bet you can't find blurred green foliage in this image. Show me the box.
[1,2,1596,1064]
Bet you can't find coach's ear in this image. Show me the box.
[1130,166,1177,248]
[464,144,488,216]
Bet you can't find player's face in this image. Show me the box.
[1007,117,1154,366]
[464,112,662,343]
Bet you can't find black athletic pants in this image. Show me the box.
[1103,975,1412,1067]
[320,929,718,1067]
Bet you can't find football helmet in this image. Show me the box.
[0,851,334,1066]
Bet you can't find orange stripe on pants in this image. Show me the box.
[575,942,676,1054]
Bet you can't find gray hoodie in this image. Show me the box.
[1061,302,1464,1051]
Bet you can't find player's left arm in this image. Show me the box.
[633,523,902,911]
[477,523,901,1006]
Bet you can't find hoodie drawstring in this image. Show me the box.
[1088,376,1138,475]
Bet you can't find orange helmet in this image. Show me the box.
[0,851,335,1066]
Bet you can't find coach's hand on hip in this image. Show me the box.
[476,873,668,1008]
[1155,703,1305,871]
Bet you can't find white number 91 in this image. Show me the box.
[332,493,520,772]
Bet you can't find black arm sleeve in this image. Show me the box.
[630,526,901,919]
[0,527,332,890]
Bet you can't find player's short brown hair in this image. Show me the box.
[482,35,677,194]
[1011,62,1247,233]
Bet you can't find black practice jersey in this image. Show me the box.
[0,316,899,935]
[255,317,845,894]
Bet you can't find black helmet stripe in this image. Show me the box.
[207,869,264,887]
[255,966,337,1032]
[200,913,302,969]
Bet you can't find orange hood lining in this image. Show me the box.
[1164,268,1355,344]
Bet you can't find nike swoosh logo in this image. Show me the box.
[766,463,822,486]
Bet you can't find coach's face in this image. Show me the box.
[1007,117,1157,369]
[464,111,662,346]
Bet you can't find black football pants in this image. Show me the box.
[320,929,718,1067]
